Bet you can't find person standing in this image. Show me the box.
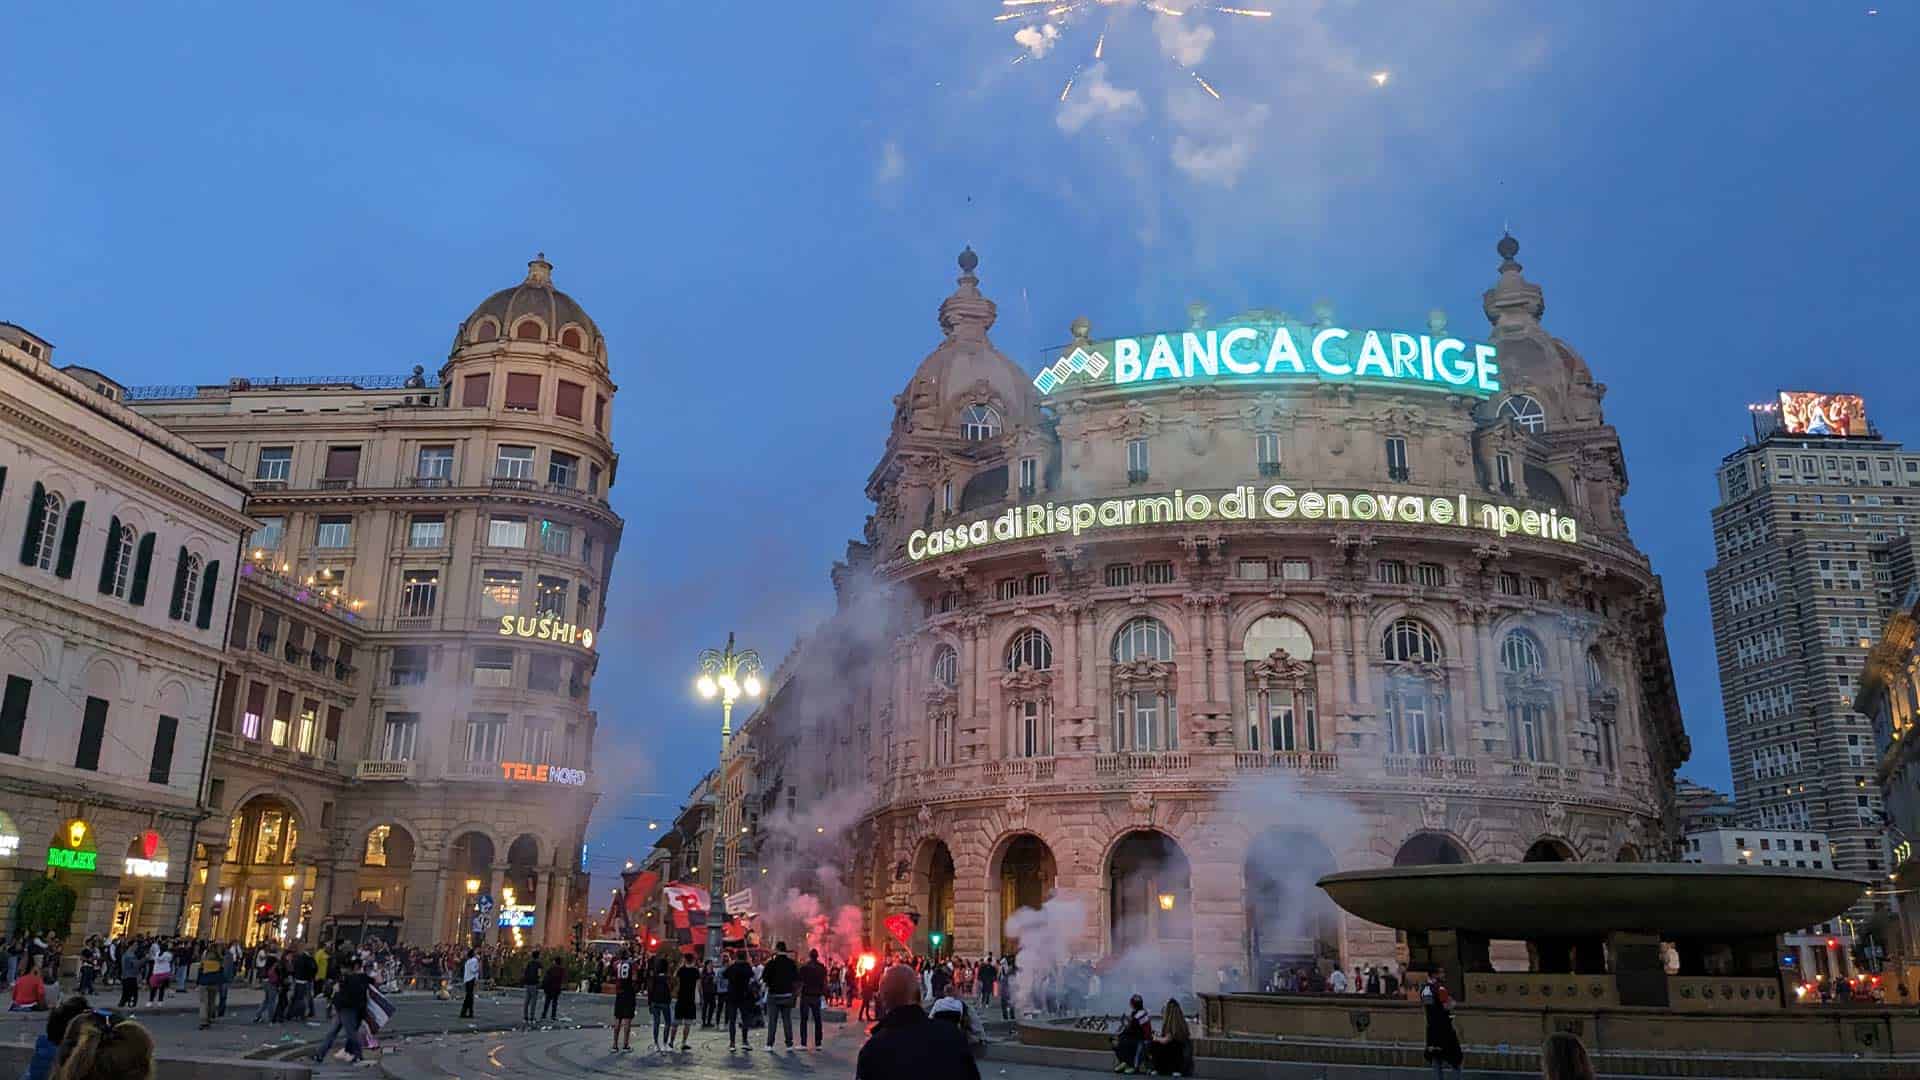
[196,947,226,1030]
[520,951,543,1023]
[147,943,173,1004]
[856,964,980,1080]
[311,957,370,1065]
[647,957,674,1052]
[1422,967,1464,1080]
[460,949,479,1019]
[610,953,638,1053]
[797,948,827,1050]
[1328,965,1349,994]
[976,956,997,1008]
[722,949,755,1052]
[541,952,566,1021]
[673,954,698,1051]
[762,941,798,1051]
[1540,1031,1596,1080]
[699,960,719,1028]
[999,958,1016,1020]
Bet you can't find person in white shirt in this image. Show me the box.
[460,951,481,1018]
[1328,967,1348,994]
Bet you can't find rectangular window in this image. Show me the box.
[77,697,108,771]
[536,575,569,618]
[1386,437,1409,480]
[529,654,563,694]
[1256,432,1281,472]
[400,569,439,618]
[148,714,178,784]
[1025,572,1051,595]
[383,712,419,761]
[0,674,31,755]
[1281,559,1312,581]
[250,516,285,552]
[504,372,541,411]
[1376,560,1409,585]
[324,705,341,760]
[487,515,528,548]
[523,723,553,764]
[1495,452,1513,490]
[1416,562,1446,588]
[315,516,352,549]
[242,682,267,740]
[1104,563,1135,588]
[408,515,446,548]
[390,646,428,687]
[1018,456,1038,494]
[1236,557,1270,581]
[1126,438,1149,480]
[270,690,293,748]
[296,701,318,755]
[465,713,507,762]
[1142,560,1176,585]
[323,446,361,482]
[996,578,1021,601]
[588,462,602,494]
[555,380,586,421]
[255,447,292,482]
[480,571,522,616]
[494,445,535,480]
[473,648,515,688]
[461,373,491,408]
[415,445,454,483]
[548,452,579,489]
[539,520,573,556]
[595,395,607,431]
[1498,572,1523,596]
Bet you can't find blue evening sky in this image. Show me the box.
[3,3,1914,887]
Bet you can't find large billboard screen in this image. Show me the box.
[1778,391,1868,437]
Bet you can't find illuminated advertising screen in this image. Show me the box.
[1778,392,1867,437]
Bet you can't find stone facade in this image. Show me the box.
[126,256,621,948]
[832,241,1687,992]
[0,327,253,939]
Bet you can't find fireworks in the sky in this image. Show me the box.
[999,0,1271,103]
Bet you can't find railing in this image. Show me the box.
[1233,750,1339,772]
[1383,754,1477,779]
[255,632,275,653]
[309,652,330,672]
[253,479,288,492]
[983,758,1059,785]
[355,760,416,781]
[1126,469,1150,484]
[491,476,536,491]
[406,475,452,488]
[1258,461,1283,477]
[315,478,355,491]
[1502,760,1570,784]
[125,374,417,399]
[1093,752,1189,776]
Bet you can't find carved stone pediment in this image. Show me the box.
[1384,660,1447,685]
[1501,671,1557,699]
[1113,658,1174,688]
[924,685,957,711]
[1113,400,1160,436]
[1249,649,1314,689]
[1001,666,1053,697]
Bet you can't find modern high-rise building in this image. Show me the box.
[126,255,623,947]
[1706,394,1918,899]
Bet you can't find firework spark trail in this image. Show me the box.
[1059,67,1080,101]
[1000,0,1269,103]
[1191,71,1221,98]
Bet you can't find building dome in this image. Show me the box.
[454,254,603,355]
[892,248,1038,436]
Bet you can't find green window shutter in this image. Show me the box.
[0,675,29,756]
[195,560,221,629]
[168,547,190,620]
[149,715,178,784]
[129,533,155,606]
[97,515,123,594]
[18,482,46,566]
[76,697,107,771]
[53,499,85,579]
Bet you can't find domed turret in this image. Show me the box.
[892,248,1038,437]
[453,254,604,358]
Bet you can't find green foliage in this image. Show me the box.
[13,876,78,936]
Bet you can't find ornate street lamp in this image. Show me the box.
[695,632,762,962]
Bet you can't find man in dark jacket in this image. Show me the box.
[761,941,799,1049]
[521,952,543,1022]
[857,965,979,1080]
[312,958,370,1064]
[797,948,828,1049]
[721,950,755,1051]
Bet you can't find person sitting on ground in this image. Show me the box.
[10,961,50,1011]
[51,1010,155,1080]
[24,996,89,1080]
[1112,993,1152,1074]
[1147,999,1192,1077]
[1540,1031,1596,1080]
[857,964,979,1080]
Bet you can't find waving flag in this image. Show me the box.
[883,912,918,947]
[623,870,659,918]
[664,883,710,912]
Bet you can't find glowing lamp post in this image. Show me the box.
[696,632,763,963]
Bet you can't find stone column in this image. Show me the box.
[200,854,225,939]
[956,628,976,761]
[308,861,335,944]
[1058,602,1080,715]
[1210,597,1232,706]
[1347,599,1373,710]
[549,871,573,948]
[529,870,548,944]
[419,863,448,943]
[1183,594,1209,742]
[1081,609,1100,741]
[1556,620,1584,765]
[1328,596,1351,718]
[489,866,506,944]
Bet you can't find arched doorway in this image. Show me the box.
[1523,838,1575,862]
[221,796,305,944]
[115,830,171,939]
[352,823,416,940]
[1393,832,1468,866]
[921,841,955,957]
[1108,830,1192,955]
[446,832,495,944]
[1615,843,1642,863]
[1244,829,1340,990]
[992,834,1057,959]
[503,834,541,945]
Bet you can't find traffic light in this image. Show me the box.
[929,931,944,950]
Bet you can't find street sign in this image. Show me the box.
[475,893,495,914]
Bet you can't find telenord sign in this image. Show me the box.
[499,761,587,786]
[1034,316,1499,398]
[909,482,1578,562]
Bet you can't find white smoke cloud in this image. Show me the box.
[1168,93,1269,188]
[1153,15,1214,68]
[1056,65,1143,134]
[876,140,906,185]
[1014,22,1060,59]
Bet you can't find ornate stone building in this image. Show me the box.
[842,239,1688,991]
[128,256,621,947]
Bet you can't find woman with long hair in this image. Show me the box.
[1540,1031,1595,1080]
[1147,999,1191,1076]
[53,1011,155,1080]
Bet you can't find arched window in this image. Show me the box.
[960,404,1001,442]
[471,318,499,343]
[1498,394,1547,433]
[364,825,392,867]
[1244,616,1317,753]
[32,491,64,572]
[179,555,203,621]
[1112,617,1176,751]
[514,319,542,341]
[1113,617,1175,663]
[1381,618,1442,664]
[1005,628,1052,672]
[1380,618,1447,756]
[931,645,959,689]
[560,327,584,350]
[108,522,136,598]
[1501,628,1554,762]
[1585,647,1607,690]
